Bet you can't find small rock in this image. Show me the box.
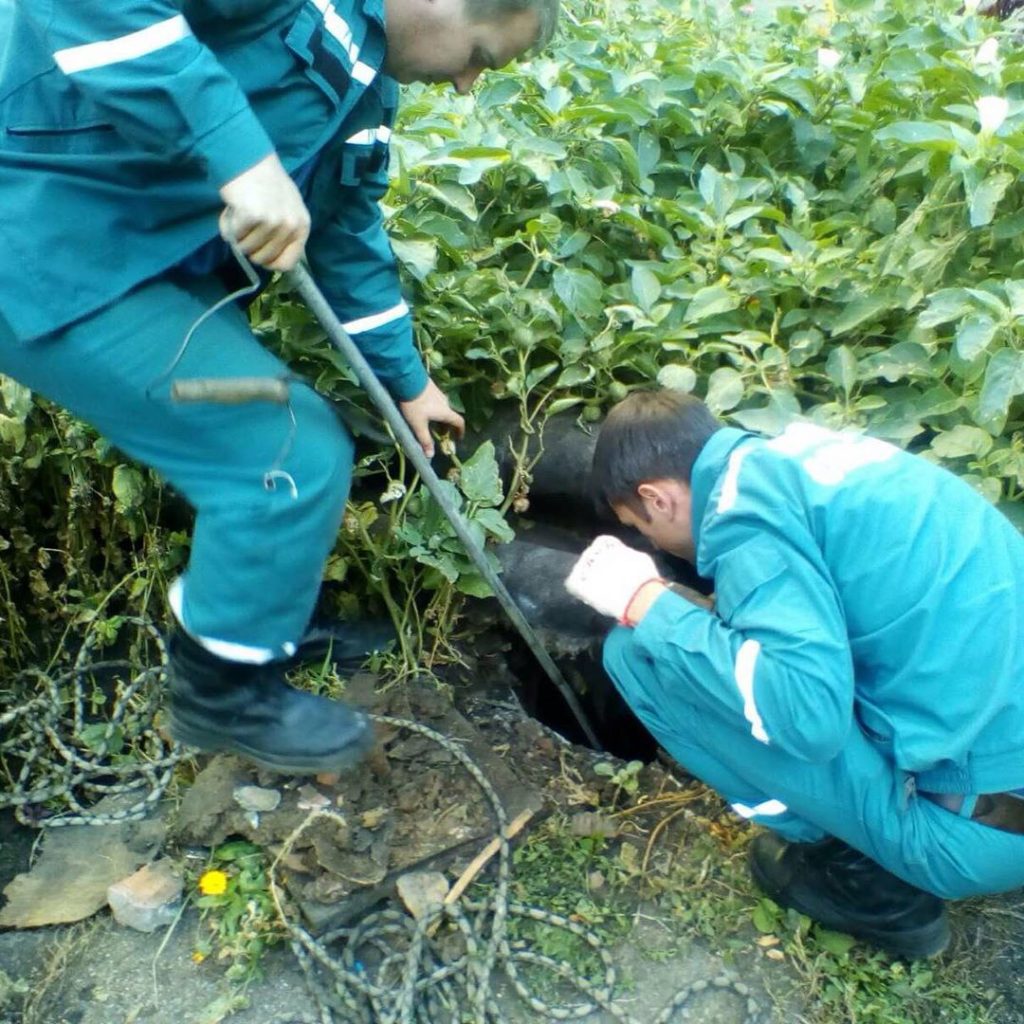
[396,871,449,921]
[360,806,388,829]
[316,772,341,786]
[297,785,331,810]
[233,785,281,813]
[568,811,618,838]
[107,860,183,933]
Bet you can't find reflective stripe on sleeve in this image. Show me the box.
[311,0,378,85]
[716,448,747,513]
[54,14,191,74]
[345,126,392,145]
[341,300,409,335]
[735,638,769,743]
[731,799,788,819]
[352,61,377,84]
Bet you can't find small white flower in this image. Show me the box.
[592,199,621,215]
[380,480,407,504]
[975,37,1000,67]
[975,95,1009,134]
[817,47,842,72]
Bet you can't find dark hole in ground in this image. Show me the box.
[504,634,661,763]
[0,808,35,891]
[486,519,711,764]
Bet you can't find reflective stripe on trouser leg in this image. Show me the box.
[601,625,1024,899]
[0,274,353,655]
[602,627,824,843]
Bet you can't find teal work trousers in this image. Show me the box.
[604,626,1024,900]
[0,273,353,656]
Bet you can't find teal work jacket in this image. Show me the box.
[632,423,1024,796]
[0,0,428,400]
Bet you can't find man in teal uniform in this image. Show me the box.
[0,0,558,775]
[566,388,1024,958]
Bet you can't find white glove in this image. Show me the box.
[565,535,664,622]
[219,152,311,271]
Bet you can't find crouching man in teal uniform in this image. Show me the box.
[565,388,1024,959]
[0,0,558,775]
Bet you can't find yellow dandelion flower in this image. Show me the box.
[191,950,207,964]
[198,869,229,896]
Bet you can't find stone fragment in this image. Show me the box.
[396,871,449,921]
[0,796,165,928]
[568,811,619,838]
[232,785,281,813]
[297,785,331,810]
[106,859,183,933]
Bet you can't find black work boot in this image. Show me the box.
[291,617,396,674]
[749,833,950,959]
[166,627,374,775]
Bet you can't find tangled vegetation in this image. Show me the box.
[2,0,1024,669]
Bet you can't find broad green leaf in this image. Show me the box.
[456,573,494,598]
[825,345,859,395]
[730,391,801,434]
[930,425,994,459]
[474,507,515,543]
[0,376,32,419]
[954,315,999,361]
[525,362,559,390]
[875,121,956,150]
[916,289,973,329]
[1004,280,1024,318]
[657,364,697,392]
[390,237,437,280]
[417,182,478,221]
[977,348,1024,432]
[631,266,662,312]
[546,396,584,415]
[699,164,735,219]
[969,171,1013,228]
[459,441,504,507]
[553,267,604,320]
[686,285,740,323]
[751,899,779,933]
[816,930,856,956]
[705,367,744,414]
[112,465,145,510]
[859,342,932,382]
[0,414,26,452]
[829,296,891,336]
[555,364,594,388]
[867,197,897,234]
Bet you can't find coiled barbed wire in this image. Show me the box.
[265,716,766,1024]
[0,626,766,1023]
[0,618,184,828]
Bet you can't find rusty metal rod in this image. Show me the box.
[287,262,603,752]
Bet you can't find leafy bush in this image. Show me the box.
[2,0,1024,669]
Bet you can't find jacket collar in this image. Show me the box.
[362,0,386,29]
[688,427,751,553]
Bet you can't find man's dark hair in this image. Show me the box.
[465,0,560,49]
[591,388,721,518]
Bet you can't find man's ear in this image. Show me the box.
[637,481,670,516]
[638,479,690,519]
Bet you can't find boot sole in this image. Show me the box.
[749,848,951,960]
[168,713,375,776]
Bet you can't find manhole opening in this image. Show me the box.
[504,635,660,763]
